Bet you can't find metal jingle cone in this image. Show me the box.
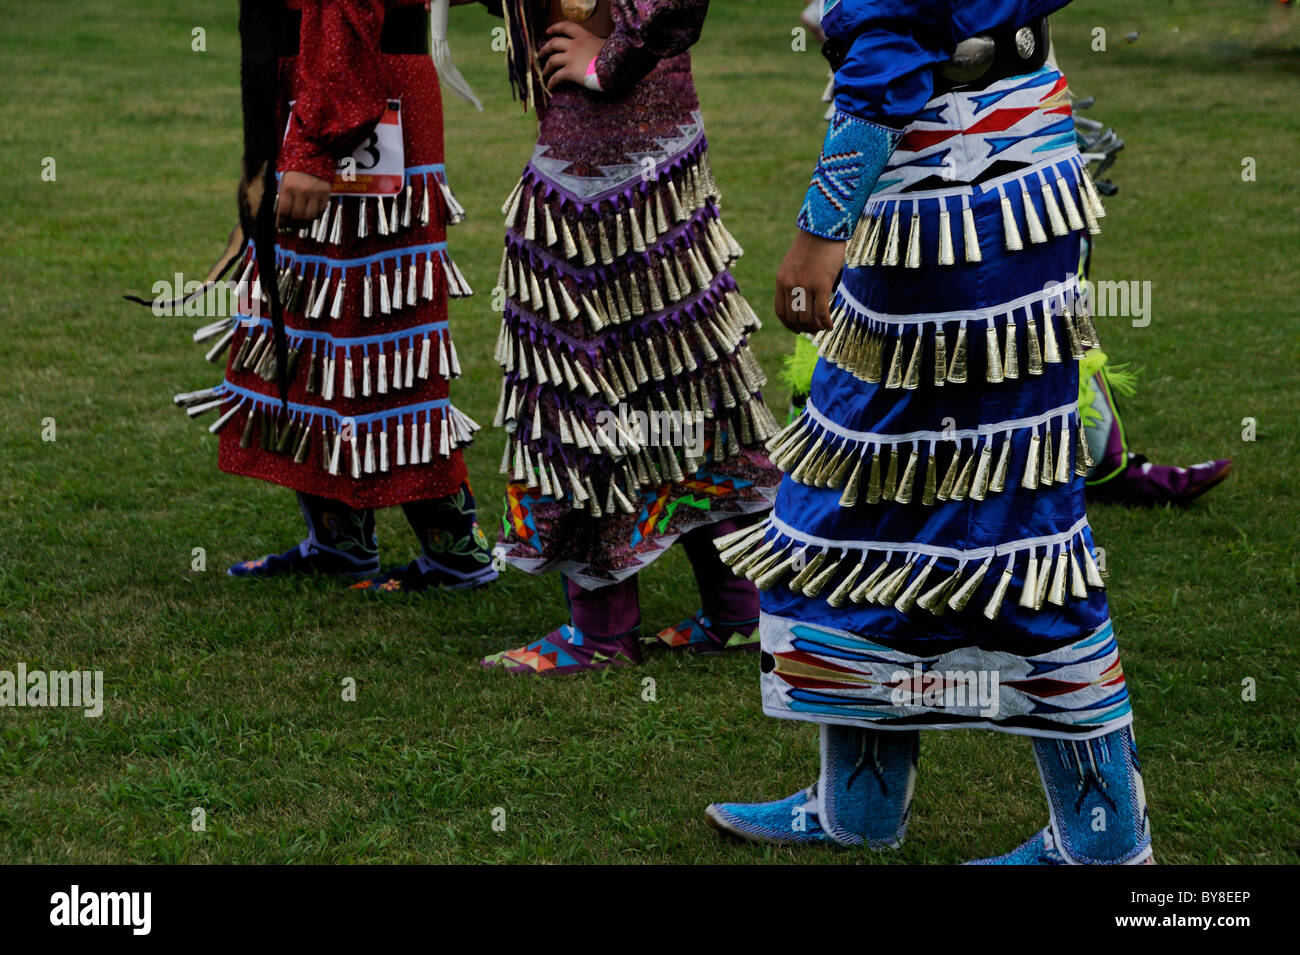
[815,444,845,488]
[865,450,884,504]
[922,450,939,505]
[765,417,803,459]
[893,559,935,613]
[1021,183,1048,244]
[775,426,815,472]
[999,191,1024,251]
[933,327,948,387]
[207,401,242,435]
[894,447,920,504]
[292,420,312,464]
[881,447,899,501]
[1080,165,1107,219]
[755,548,804,591]
[849,558,892,604]
[1021,432,1041,490]
[274,416,297,454]
[949,448,977,501]
[989,436,1012,493]
[863,213,885,266]
[983,557,1015,620]
[827,558,867,607]
[1029,549,1049,608]
[904,210,922,269]
[936,446,963,501]
[1039,426,1055,486]
[865,561,906,604]
[731,536,776,576]
[884,334,906,389]
[260,409,275,451]
[1056,172,1086,231]
[916,566,959,615]
[839,455,865,507]
[962,200,982,262]
[788,550,828,591]
[937,206,955,266]
[1017,550,1040,608]
[1026,313,1044,374]
[969,444,994,501]
[1064,307,1085,360]
[1080,539,1105,588]
[1054,420,1072,485]
[1068,547,1088,599]
[611,478,637,514]
[869,330,889,384]
[791,436,827,484]
[948,556,992,611]
[240,407,257,448]
[1002,321,1019,379]
[1075,424,1094,476]
[835,321,860,373]
[876,558,916,605]
[1080,181,1102,235]
[1047,548,1069,606]
[845,214,869,266]
[804,553,844,597]
[828,445,856,489]
[946,325,968,384]
[985,324,1004,383]
[902,333,923,390]
[882,208,902,266]
[1040,177,1069,237]
[843,322,868,377]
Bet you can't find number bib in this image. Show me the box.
[285,99,404,197]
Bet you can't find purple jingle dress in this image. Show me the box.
[488,0,782,589]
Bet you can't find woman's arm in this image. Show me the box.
[542,0,709,95]
[593,0,709,94]
[278,0,387,227]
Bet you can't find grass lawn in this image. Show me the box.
[0,0,1296,864]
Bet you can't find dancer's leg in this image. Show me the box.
[646,517,762,653]
[228,492,379,578]
[706,725,919,848]
[967,725,1152,865]
[353,482,496,592]
[481,574,642,675]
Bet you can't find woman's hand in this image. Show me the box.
[774,230,846,333]
[276,171,331,231]
[539,21,605,91]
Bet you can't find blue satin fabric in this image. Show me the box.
[822,0,1073,130]
[763,157,1109,653]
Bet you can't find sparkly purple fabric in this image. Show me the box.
[593,0,709,96]
[538,54,698,171]
[492,16,781,586]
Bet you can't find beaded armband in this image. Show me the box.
[797,109,899,241]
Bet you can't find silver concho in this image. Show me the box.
[1015,26,1036,59]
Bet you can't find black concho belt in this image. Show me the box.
[932,17,1052,96]
[276,6,431,57]
[821,16,1051,96]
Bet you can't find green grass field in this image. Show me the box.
[1,0,1297,864]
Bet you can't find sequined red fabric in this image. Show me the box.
[217,0,471,509]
